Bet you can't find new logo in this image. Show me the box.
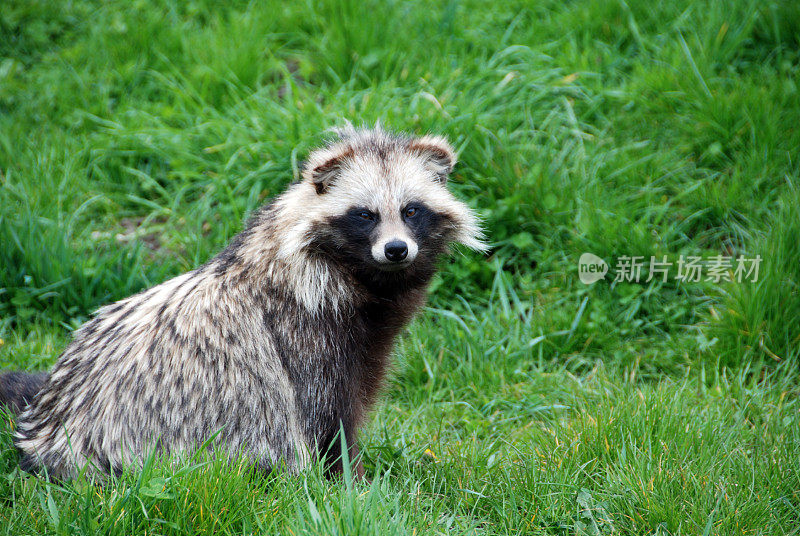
[578,253,608,284]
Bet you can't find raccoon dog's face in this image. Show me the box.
[298,127,485,282]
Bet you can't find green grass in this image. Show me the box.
[1,0,799,533]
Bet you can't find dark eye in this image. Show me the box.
[358,210,374,221]
[404,207,418,218]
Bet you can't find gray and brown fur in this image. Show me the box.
[0,126,485,480]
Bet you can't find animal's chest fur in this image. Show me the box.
[259,288,418,454]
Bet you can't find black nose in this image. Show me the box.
[384,240,408,262]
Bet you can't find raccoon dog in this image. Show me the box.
[0,126,485,480]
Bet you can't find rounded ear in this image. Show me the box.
[408,135,457,184]
[301,146,354,194]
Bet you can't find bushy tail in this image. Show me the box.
[0,372,49,415]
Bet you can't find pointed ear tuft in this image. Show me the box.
[408,135,457,184]
[301,146,354,194]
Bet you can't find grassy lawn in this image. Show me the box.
[1,0,799,533]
